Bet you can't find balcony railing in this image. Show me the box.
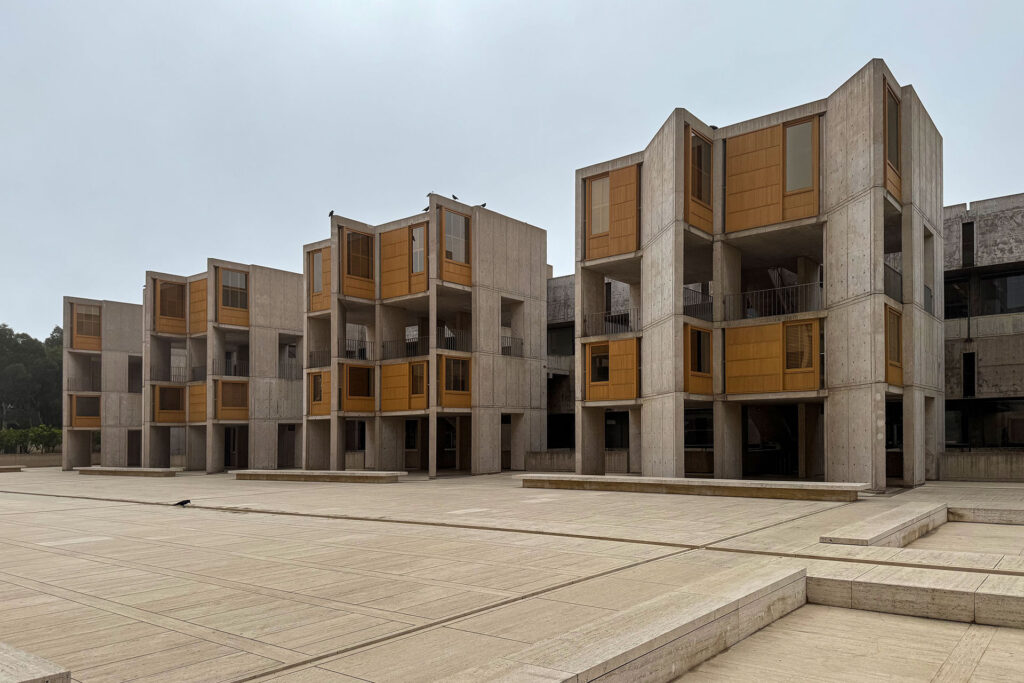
[307,347,330,369]
[583,307,640,336]
[190,365,206,382]
[924,285,934,315]
[547,300,574,324]
[381,336,428,360]
[278,358,302,380]
[212,359,249,377]
[501,336,523,357]
[682,289,713,322]
[724,283,822,321]
[150,366,189,383]
[341,338,372,361]
[884,264,903,302]
[68,375,102,392]
[437,328,471,352]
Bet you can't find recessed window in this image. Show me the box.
[311,374,323,402]
[980,272,1024,315]
[75,395,100,417]
[444,358,469,392]
[221,382,247,408]
[410,362,425,395]
[444,211,469,263]
[690,328,711,374]
[885,86,900,171]
[159,282,185,318]
[962,222,975,268]
[311,250,323,293]
[347,232,373,279]
[784,322,814,370]
[221,270,248,309]
[588,176,610,235]
[348,366,374,397]
[945,279,969,319]
[963,352,976,398]
[590,344,610,383]
[158,387,182,411]
[75,304,101,337]
[411,225,425,273]
[405,420,418,449]
[691,133,712,205]
[886,308,902,365]
[345,420,366,450]
[784,120,814,192]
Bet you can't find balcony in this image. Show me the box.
[190,365,207,382]
[68,374,102,392]
[278,358,302,380]
[212,359,249,377]
[724,283,822,321]
[151,366,189,383]
[381,336,428,360]
[583,307,640,337]
[501,336,523,357]
[307,347,330,369]
[884,264,903,302]
[682,289,713,322]
[436,328,471,352]
[341,338,372,361]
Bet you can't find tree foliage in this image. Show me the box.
[0,324,62,429]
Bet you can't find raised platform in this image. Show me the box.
[520,474,868,502]
[0,465,23,473]
[0,641,70,683]
[948,505,1024,525]
[819,502,947,547]
[233,469,407,483]
[75,467,177,477]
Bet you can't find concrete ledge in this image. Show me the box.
[75,467,177,477]
[233,469,408,483]
[0,641,70,683]
[948,505,1024,525]
[0,465,23,473]
[819,502,947,546]
[520,474,868,502]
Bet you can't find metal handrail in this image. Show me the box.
[724,283,822,321]
[341,338,372,361]
[381,336,428,360]
[307,347,330,369]
[150,366,189,383]
[501,336,523,357]
[436,328,471,352]
[583,307,640,336]
[68,375,102,392]
[884,264,903,302]
[278,359,302,380]
[212,359,249,377]
[682,289,713,322]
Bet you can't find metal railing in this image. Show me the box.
[682,289,713,322]
[381,336,428,360]
[150,366,189,383]
[436,328,471,352]
[724,283,822,321]
[278,359,302,380]
[341,338,372,361]
[547,300,574,324]
[307,347,330,368]
[884,264,903,302]
[68,375,102,392]
[212,359,249,377]
[501,336,523,357]
[190,365,207,382]
[924,285,934,315]
[583,307,640,336]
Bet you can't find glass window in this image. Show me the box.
[312,374,322,402]
[590,344,609,383]
[411,225,425,273]
[348,366,373,397]
[311,251,323,293]
[945,279,969,319]
[158,387,182,411]
[589,176,609,235]
[159,282,185,318]
[785,322,814,370]
[444,358,469,392]
[691,134,712,205]
[347,232,373,279]
[75,304,101,337]
[886,308,902,364]
[405,420,418,449]
[444,211,468,263]
[345,420,366,450]
[410,362,425,395]
[886,87,900,170]
[221,270,248,309]
[690,329,711,374]
[980,273,1024,315]
[785,121,813,192]
[75,395,100,417]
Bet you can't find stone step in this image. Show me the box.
[233,469,407,483]
[819,502,947,546]
[74,467,178,477]
[520,474,868,502]
[0,641,70,683]
[441,563,806,682]
[948,505,1024,525]
[0,465,23,473]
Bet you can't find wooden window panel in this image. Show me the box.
[189,279,207,333]
[347,232,373,279]
[685,128,714,234]
[72,304,102,350]
[885,306,903,386]
[440,210,472,286]
[380,228,410,299]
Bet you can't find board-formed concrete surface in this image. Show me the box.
[233,470,407,483]
[1,469,1024,681]
[520,474,868,501]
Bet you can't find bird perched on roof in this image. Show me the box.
[422,207,429,212]
[480,203,486,208]
[452,194,458,200]
[328,210,334,218]
[173,499,191,507]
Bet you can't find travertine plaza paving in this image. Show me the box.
[0,469,1023,681]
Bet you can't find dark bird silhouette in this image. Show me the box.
[452,194,458,200]
[328,210,334,218]
[427,191,433,197]
[173,499,191,507]
[480,203,486,208]
[422,207,429,212]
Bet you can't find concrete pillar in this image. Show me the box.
[100,426,126,467]
[471,408,499,474]
[428,411,438,478]
[628,405,641,475]
[576,406,604,475]
[826,385,887,490]
[64,430,91,470]
[714,401,743,479]
[186,425,206,471]
[902,387,926,486]
[925,395,940,481]
[206,423,223,473]
[379,417,403,471]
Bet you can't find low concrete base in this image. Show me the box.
[0,465,23,473]
[820,503,947,546]
[75,467,177,477]
[0,641,70,683]
[233,469,407,483]
[948,505,1024,525]
[520,474,868,502]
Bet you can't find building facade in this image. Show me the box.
[301,194,548,475]
[573,59,945,490]
[61,298,143,469]
[141,260,304,472]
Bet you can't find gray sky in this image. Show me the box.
[2,0,1022,340]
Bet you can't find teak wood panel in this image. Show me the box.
[781,116,820,222]
[586,165,639,260]
[380,228,411,299]
[188,383,206,423]
[782,320,820,392]
[725,320,821,394]
[342,364,375,412]
[380,362,410,412]
[71,304,101,351]
[155,280,187,334]
[308,246,331,312]
[216,268,249,327]
[439,355,471,409]
[189,278,207,334]
[342,229,376,299]
[308,370,330,416]
[885,306,903,386]
[725,125,783,232]
[683,125,714,234]
[70,395,101,428]
[585,338,638,402]
[216,380,248,421]
[684,323,713,395]
[441,211,472,286]
[154,387,186,424]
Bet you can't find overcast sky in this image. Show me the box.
[2,1,1022,339]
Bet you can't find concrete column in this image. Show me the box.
[925,395,940,481]
[206,423,223,473]
[428,411,438,478]
[471,408,499,474]
[826,385,887,490]
[378,417,403,471]
[714,401,742,479]
[628,405,642,475]
[902,387,926,486]
[364,416,379,470]
[64,430,91,470]
[186,425,206,471]
[576,406,604,475]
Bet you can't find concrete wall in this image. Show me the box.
[944,193,1024,270]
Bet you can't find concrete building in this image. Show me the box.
[573,58,945,490]
[301,194,548,475]
[61,298,143,469]
[942,192,1024,479]
[141,260,304,471]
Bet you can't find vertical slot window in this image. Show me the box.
[588,176,609,235]
[962,222,975,268]
[347,232,373,279]
[221,270,248,309]
[411,225,425,273]
[590,344,610,383]
[691,133,712,205]
[690,328,711,374]
[963,352,976,398]
[885,86,900,172]
[311,250,323,293]
[443,211,469,263]
[784,120,813,192]
[75,304,101,337]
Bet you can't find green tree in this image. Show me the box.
[0,324,63,429]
